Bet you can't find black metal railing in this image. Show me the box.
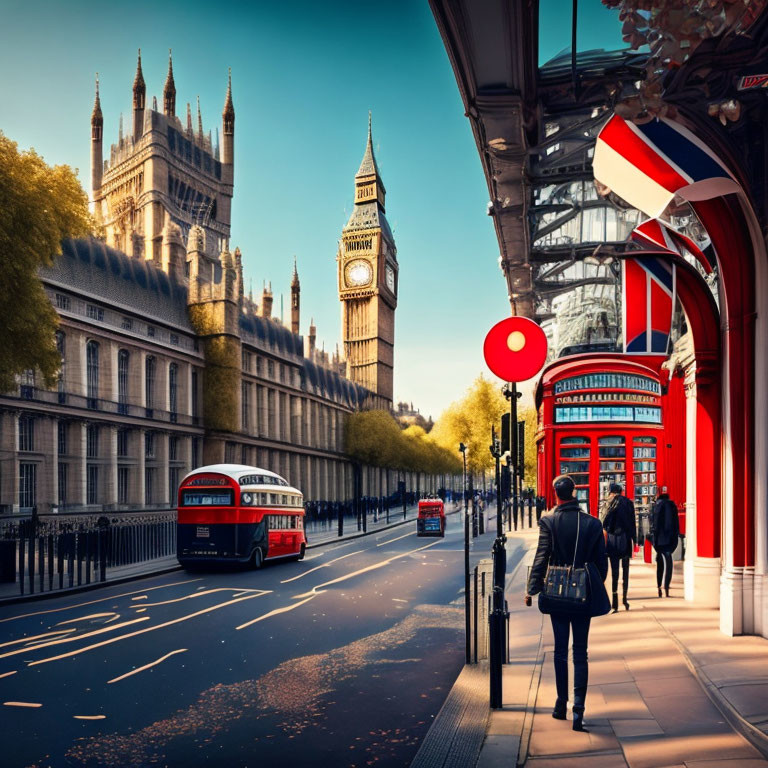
[0,509,176,596]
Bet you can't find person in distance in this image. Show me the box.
[602,482,637,612]
[651,488,680,597]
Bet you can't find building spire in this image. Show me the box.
[132,49,146,139]
[133,49,145,100]
[221,67,235,167]
[91,73,103,127]
[163,48,176,117]
[197,96,204,139]
[223,67,234,124]
[356,110,380,179]
[291,255,299,287]
[186,102,193,135]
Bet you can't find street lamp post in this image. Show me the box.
[459,442,470,665]
[502,383,522,531]
[489,426,506,708]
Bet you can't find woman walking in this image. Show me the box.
[602,483,637,612]
[651,489,680,597]
[525,475,609,731]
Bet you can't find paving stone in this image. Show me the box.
[523,754,627,767]
[621,729,763,767]
[610,718,664,738]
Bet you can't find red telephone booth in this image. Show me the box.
[535,355,685,519]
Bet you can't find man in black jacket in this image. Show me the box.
[602,483,637,612]
[525,475,608,731]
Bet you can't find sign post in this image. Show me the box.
[483,316,548,709]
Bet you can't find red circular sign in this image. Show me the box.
[483,316,548,382]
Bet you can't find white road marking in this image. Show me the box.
[27,592,267,668]
[280,550,364,584]
[4,701,41,708]
[376,531,415,547]
[236,595,318,630]
[107,648,188,684]
[56,613,117,626]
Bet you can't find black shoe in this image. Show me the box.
[658,587,663,598]
[611,592,619,613]
[623,599,630,610]
[572,708,588,732]
[665,586,670,597]
[552,700,567,720]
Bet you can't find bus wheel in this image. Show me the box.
[250,547,263,570]
[296,544,306,561]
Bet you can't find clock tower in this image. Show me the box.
[338,114,398,408]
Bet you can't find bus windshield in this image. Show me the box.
[181,490,234,506]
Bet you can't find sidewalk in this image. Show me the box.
[484,532,768,768]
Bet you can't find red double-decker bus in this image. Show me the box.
[417,498,446,537]
[177,464,306,569]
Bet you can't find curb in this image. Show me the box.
[650,612,768,760]
[0,504,462,608]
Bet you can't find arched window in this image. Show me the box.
[145,356,155,414]
[118,350,129,415]
[169,363,178,422]
[86,340,99,409]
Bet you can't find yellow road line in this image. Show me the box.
[376,530,415,547]
[293,539,442,599]
[107,648,188,684]
[0,630,75,649]
[27,592,266,668]
[0,618,151,661]
[279,550,364,584]
[56,613,117,626]
[236,595,317,630]
[0,579,202,624]
[4,701,41,708]
[140,587,270,607]
[74,714,106,720]
[0,671,17,679]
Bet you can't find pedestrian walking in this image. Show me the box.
[651,488,680,597]
[525,475,610,731]
[601,483,637,612]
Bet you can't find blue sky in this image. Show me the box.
[0,0,626,419]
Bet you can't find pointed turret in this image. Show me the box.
[291,257,300,334]
[118,113,124,143]
[132,49,146,140]
[354,111,386,210]
[186,102,193,136]
[91,73,104,198]
[163,49,176,117]
[261,281,273,319]
[308,318,317,359]
[221,68,235,167]
[196,96,204,140]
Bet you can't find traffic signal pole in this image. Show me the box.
[489,425,506,708]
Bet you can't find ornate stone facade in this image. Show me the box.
[337,115,398,409]
[0,57,407,514]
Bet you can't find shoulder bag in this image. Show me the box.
[538,513,590,615]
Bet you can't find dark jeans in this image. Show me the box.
[609,554,630,597]
[550,613,592,710]
[656,551,673,589]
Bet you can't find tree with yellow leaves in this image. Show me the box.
[430,376,507,474]
[0,133,91,392]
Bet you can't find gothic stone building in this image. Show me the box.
[0,53,403,513]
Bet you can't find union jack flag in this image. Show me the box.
[594,114,740,218]
[631,218,714,274]
[622,255,676,355]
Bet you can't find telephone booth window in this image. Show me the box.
[558,436,589,514]
[598,436,626,507]
[633,436,657,511]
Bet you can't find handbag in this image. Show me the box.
[606,530,628,557]
[539,512,590,614]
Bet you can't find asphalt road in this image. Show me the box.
[0,509,525,768]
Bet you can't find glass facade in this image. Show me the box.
[554,373,660,395]
[555,406,661,424]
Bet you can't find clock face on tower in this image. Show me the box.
[385,264,396,293]
[345,259,373,288]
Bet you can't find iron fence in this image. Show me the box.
[0,509,176,596]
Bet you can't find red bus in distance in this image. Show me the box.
[177,464,306,569]
[417,498,446,537]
